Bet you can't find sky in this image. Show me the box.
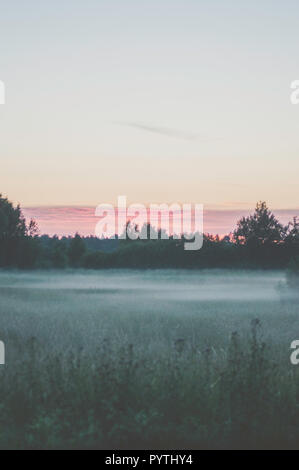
[1,1,299,235]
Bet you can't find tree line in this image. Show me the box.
[0,195,298,269]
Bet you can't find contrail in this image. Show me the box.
[116,121,204,141]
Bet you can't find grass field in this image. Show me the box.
[0,269,298,449]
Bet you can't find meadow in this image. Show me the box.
[0,268,299,449]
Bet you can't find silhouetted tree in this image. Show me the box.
[0,194,26,240]
[1,193,299,270]
[0,194,39,267]
[51,237,68,268]
[27,219,39,238]
[233,201,286,247]
[285,217,299,247]
[68,233,86,267]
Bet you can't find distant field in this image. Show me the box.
[0,269,292,351]
[0,269,298,449]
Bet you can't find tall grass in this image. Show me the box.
[0,269,298,449]
[0,318,298,449]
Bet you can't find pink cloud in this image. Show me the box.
[22,206,299,238]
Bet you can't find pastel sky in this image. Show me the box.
[1,1,299,235]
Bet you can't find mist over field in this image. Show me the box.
[0,269,290,353]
